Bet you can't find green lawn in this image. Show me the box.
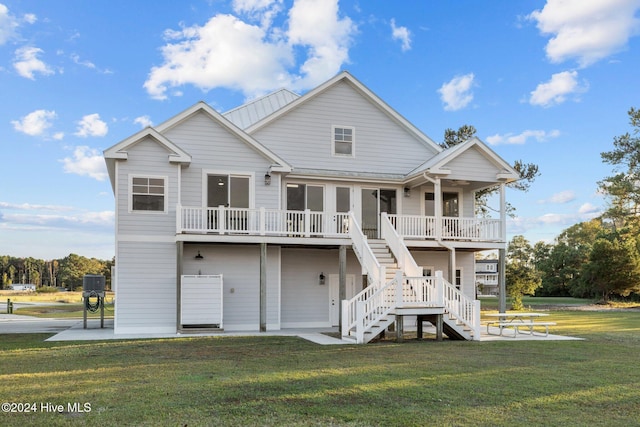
[480,296,596,311]
[1,310,640,426]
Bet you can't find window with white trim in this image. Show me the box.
[131,176,166,212]
[333,126,354,156]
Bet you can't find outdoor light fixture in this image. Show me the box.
[319,272,325,285]
[404,187,411,197]
[195,251,204,260]
[264,172,271,186]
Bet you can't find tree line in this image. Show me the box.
[0,254,113,291]
[506,108,640,308]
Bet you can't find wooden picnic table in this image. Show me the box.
[484,312,555,337]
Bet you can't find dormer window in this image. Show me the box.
[333,126,354,157]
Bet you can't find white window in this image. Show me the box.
[131,176,166,212]
[333,126,354,156]
[455,268,462,290]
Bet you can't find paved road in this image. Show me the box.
[0,314,82,334]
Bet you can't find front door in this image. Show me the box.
[329,274,356,326]
[361,188,397,238]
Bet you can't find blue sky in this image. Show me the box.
[1,0,639,260]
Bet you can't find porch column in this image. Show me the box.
[338,245,347,331]
[499,249,507,313]
[434,177,443,240]
[448,247,456,287]
[260,242,267,332]
[499,183,507,313]
[176,241,183,331]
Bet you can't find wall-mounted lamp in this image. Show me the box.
[195,251,204,260]
[319,272,326,285]
[404,187,411,198]
[264,172,271,186]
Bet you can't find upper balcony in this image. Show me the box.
[177,205,504,243]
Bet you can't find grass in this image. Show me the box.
[1,309,640,426]
[479,296,597,311]
[1,292,114,318]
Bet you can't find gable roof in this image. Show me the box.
[245,71,442,153]
[223,88,300,129]
[154,101,292,173]
[103,127,192,190]
[406,136,520,182]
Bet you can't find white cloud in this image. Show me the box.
[0,3,19,44]
[144,0,356,100]
[528,0,640,67]
[74,113,108,137]
[539,190,576,204]
[438,73,475,111]
[11,109,57,136]
[578,202,601,215]
[529,70,588,107]
[133,115,153,128]
[232,0,283,28]
[13,46,55,79]
[61,146,108,181]
[391,18,411,51]
[486,129,560,145]
[23,13,37,24]
[287,0,356,91]
[0,201,74,212]
[71,53,96,69]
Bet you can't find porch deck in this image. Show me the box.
[176,206,503,243]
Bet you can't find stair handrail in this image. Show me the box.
[438,271,481,340]
[381,213,423,277]
[348,212,385,286]
[342,275,398,343]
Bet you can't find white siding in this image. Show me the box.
[409,251,476,299]
[252,81,437,174]
[116,137,180,236]
[281,248,361,328]
[115,242,177,334]
[442,147,501,182]
[182,244,281,331]
[164,111,279,209]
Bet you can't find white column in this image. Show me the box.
[434,177,442,240]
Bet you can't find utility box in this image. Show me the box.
[82,274,106,329]
[83,275,105,294]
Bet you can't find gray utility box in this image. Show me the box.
[83,274,105,295]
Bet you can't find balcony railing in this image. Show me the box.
[177,206,503,242]
[387,214,502,242]
[177,205,350,237]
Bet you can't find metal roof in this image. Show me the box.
[223,89,300,129]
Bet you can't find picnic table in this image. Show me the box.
[484,312,556,337]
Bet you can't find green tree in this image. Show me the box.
[57,254,107,290]
[599,107,640,225]
[579,236,640,301]
[441,125,540,216]
[506,235,541,310]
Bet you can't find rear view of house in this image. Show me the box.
[104,71,519,342]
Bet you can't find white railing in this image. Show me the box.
[178,205,350,238]
[342,270,481,343]
[381,213,423,277]
[388,214,502,241]
[348,212,385,287]
[440,272,481,340]
[341,277,397,343]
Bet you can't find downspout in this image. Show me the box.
[423,173,456,282]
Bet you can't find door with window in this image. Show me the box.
[329,274,356,326]
[424,192,459,217]
[361,188,397,239]
[286,183,324,234]
[207,175,250,232]
[335,186,351,234]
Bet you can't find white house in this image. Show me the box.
[475,259,499,296]
[104,71,519,343]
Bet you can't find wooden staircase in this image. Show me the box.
[342,239,479,343]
